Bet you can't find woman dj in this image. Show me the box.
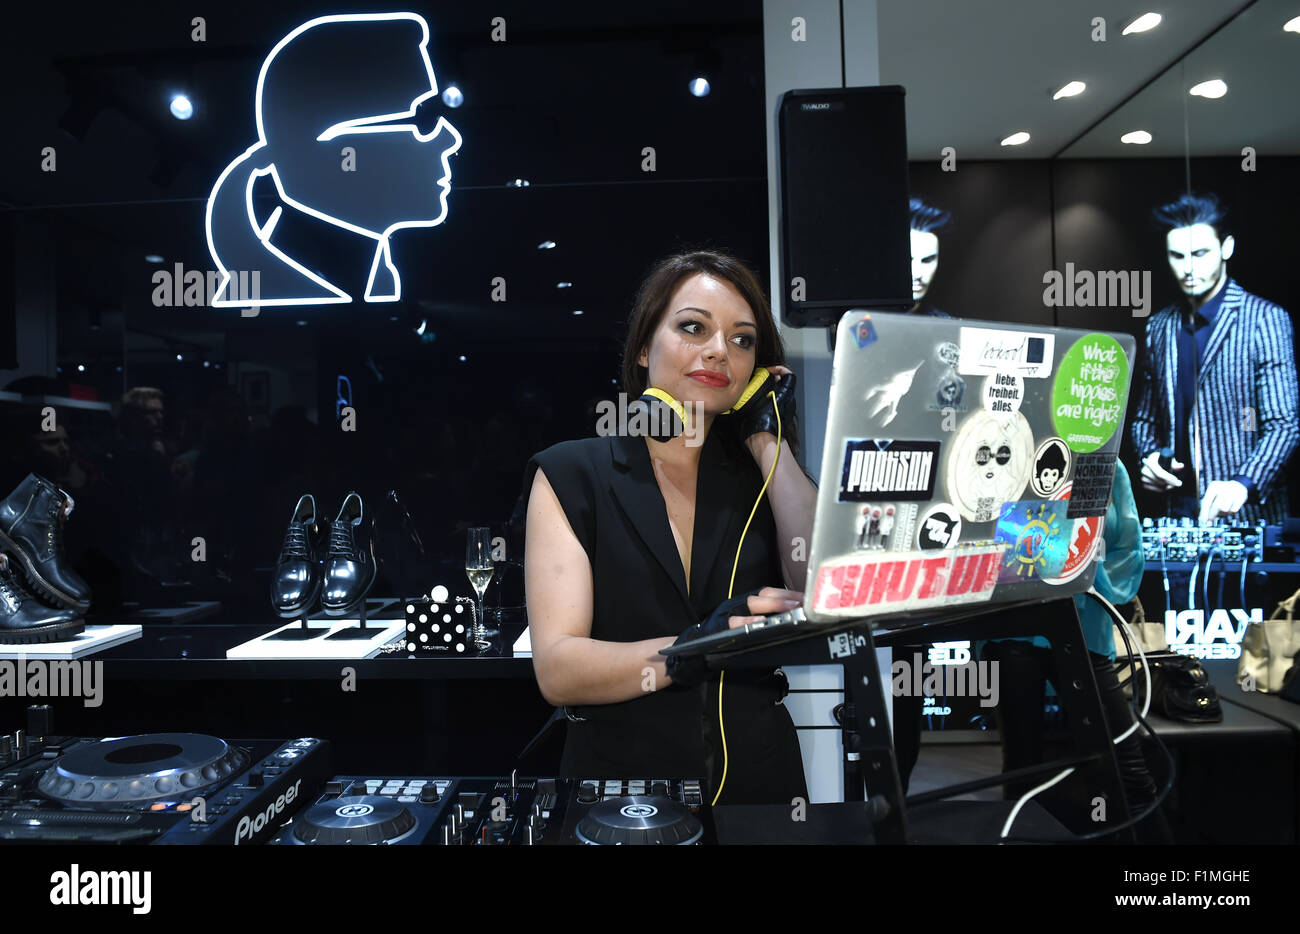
[522,251,815,805]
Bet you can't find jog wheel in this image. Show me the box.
[575,795,702,845]
[291,795,417,845]
[38,734,248,808]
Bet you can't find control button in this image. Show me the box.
[408,779,426,787]
[398,795,417,803]
[628,781,646,795]
[247,771,264,787]
[604,780,622,796]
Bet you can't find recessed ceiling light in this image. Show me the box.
[296,320,308,326]
[1053,81,1086,100]
[458,355,467,362]
[176,354,183,362]
[1000,131,1031,146]
[1285,15,1300,33]
[169,95,193,120]
[557,281,572,288]
[538,240,556,249]
[689,77,710,97]
[1121,130,1153,144]
[508,179,531,188]
[1122,12,1162,35]
[441,85,463,108]
[1189,79,1228,99]
[77,365,85,373]
[572,309,584,316]
[144,254,164,264]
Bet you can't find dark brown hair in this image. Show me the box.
[620,250,797,454]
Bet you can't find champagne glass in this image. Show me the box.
[465,527,497,642]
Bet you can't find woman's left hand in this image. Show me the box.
[733,367,797,444]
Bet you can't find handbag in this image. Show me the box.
[1237,587,1300,694]
[1139,654,1223,724]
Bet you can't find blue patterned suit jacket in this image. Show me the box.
[1131,279,1299,524]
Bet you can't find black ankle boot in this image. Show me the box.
[271,494,323,619]
[0,474,92,613]
[321,492,376,616]
[0,553,84,644]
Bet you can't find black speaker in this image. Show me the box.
[777,86,912,328]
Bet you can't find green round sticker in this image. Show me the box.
[1051,333,1129,453]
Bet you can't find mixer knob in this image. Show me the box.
[577,781,598,804]
[419,785,440,805]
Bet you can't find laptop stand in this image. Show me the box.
[701,596,1136,844]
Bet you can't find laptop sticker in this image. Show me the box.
[944,411,1035,522]
[810,543,1008,616]
[994,500,1071,582]
[982,372,1023,415]
[853,502,919,551]
[926,341,968,413]
[852,315,878,349]
[1062,452,1116,519]
[839,440,939,502]
[1030,437,1071,497]
[917,503,962,550]
[1050,333,1129,453]
[864,362,924,426]
[1043,482,1104,585]
[958,327,1055,379]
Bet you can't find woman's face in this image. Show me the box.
[637,273,758,416]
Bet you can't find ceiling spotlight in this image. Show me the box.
[508,179,531,188]
[689,77,711,97]
[77,365,85,373]
[1000,131,1031,146]
[144,254,164,264]
[415,318,428,336]
[1120,130,1153,144]
[441,85,463,108]
[203,361,211,368]
[1052,81,1086,100]
[572,309,584,316]
[176,354,183,362]
[390,315,399,322]
[1122,12,1162,35]
[169,94,194,120]
[1189,79,1228,99]
[538,240,556,250]
[458,355,467,362]
[1285,15,1300,33]
[296,320,308,326]
[557,281,572,288]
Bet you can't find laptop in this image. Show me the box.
[663,311,1137,658]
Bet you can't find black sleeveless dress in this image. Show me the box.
[522,428,809,805]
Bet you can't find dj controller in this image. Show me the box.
[0,732,332,844]
[270,776,709,845]
[0,712,712,845]
[1141,517,1267,564]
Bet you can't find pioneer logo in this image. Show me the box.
[839,440,939,502]
[49,865,151,915]
[234,778,301,844]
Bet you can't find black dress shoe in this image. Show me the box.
[0,474,92,613]
[0,553,84,644]
[321,492,376,616]
[271,494,323,619]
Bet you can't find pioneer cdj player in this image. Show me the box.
[270,775,709,845]
[0,733,331,844]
